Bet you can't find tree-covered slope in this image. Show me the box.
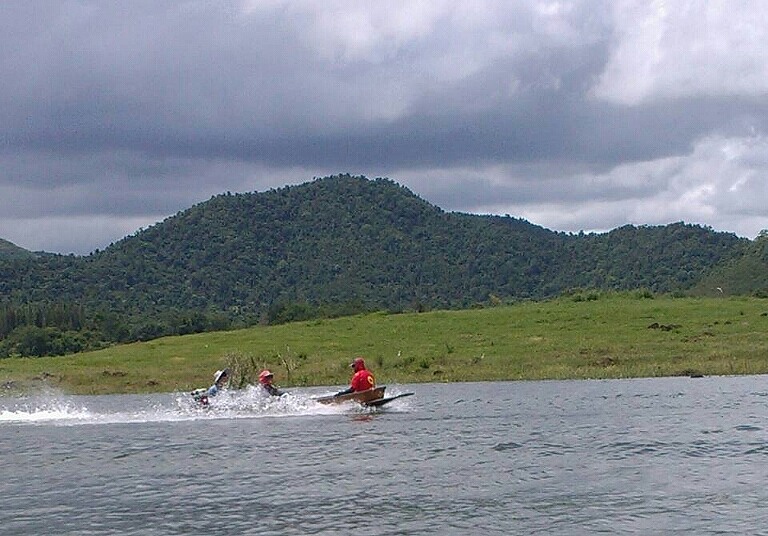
[0,238,34,261]
[562,223,748,293]
[83,175,568,315]
[0,174,750,355]
[690,231,768,297]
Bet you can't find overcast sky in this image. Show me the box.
[2,0,767,254]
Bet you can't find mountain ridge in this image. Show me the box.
[0,174,759,357]
[0,238,35,261]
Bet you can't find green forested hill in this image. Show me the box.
[0,174,753,356]
[691,231,768,297]
[0,238,34,261]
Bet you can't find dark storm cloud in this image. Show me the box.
[1,1,767,253]
[1,2,595,162]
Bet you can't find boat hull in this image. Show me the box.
[315,386,386,405]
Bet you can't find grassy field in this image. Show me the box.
[2,292,768,395]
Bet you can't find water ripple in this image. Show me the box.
[5,378,768,534]
[491,441,523,452]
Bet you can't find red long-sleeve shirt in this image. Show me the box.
[350,369,375,392]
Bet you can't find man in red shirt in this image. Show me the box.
[335,357,375,396]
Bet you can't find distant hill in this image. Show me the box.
[0,174,751,356]
[691,231,768,297]
[0,238,34,260]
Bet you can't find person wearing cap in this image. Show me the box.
[335,357,375,396]
[258,369,284,397]
[191,368,230,406]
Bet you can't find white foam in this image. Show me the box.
[0,386,411,426]
[0,401,93,424]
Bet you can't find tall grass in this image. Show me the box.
[2,293,767,394]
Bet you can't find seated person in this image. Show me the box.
[258,369,284,396]
[191,368,230,406]
[335,357,375,396]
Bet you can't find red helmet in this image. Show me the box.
[258,370,274,384]
[350,357,366,372]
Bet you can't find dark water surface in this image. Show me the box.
[3,377,768,535]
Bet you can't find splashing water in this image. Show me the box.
[0,385,413,426]
[0,398,93,424]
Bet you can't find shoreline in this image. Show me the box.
[2,294,767,396]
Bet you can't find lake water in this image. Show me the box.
[2,376,768,535]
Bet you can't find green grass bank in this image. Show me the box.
[2,293,768,395]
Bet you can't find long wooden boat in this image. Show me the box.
[315,386,386,405]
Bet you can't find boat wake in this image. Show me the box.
[0,385,412,426]
[0,398,93,424]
